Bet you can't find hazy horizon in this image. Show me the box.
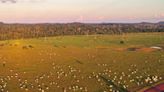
[0,0,164,23]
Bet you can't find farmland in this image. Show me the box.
[0,32,163,92]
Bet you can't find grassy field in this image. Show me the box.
[0,32,164,92]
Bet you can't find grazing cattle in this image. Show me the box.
[28,45,34,48]
[120,40,125,44]
[127,47,140,51]
[2,61,6,67]
[14,44,18,46]
[22,45,34,49]
[0,44,4,46]
[22,46,28,49]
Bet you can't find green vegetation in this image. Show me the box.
[0,23,163,40]
[0,32,163,92]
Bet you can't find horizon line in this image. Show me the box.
[1,21,164,24]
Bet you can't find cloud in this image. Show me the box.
[0,0,16,3]
[0,0,44,3]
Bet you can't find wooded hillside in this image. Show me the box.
[0,23,163,40]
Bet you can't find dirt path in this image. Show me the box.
[138,81,164,92]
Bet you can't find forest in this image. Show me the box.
[0,22,163,40]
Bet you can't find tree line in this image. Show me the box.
[0,23,163,40]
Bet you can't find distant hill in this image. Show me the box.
[140,22,153,24]
[158,21,164,24]
[0,22,4,24]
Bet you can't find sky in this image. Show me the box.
[0,0,164,23]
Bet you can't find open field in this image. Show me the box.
[0,32,164,92]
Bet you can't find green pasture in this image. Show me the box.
[0,32,163,92]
